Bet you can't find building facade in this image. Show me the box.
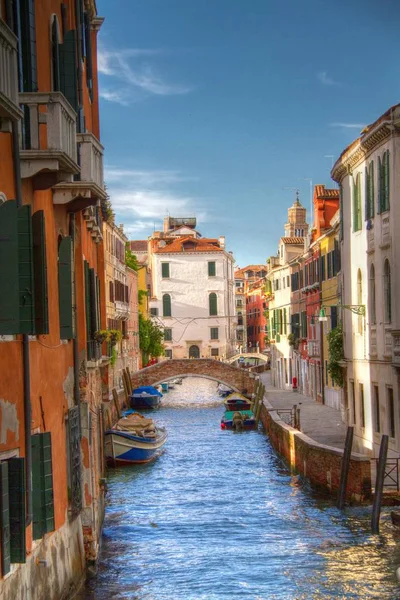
[0,2,107,597]
[148,218,236,360]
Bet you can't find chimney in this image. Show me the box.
[163,216,170,233]
[219,236,226,249]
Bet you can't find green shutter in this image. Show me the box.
[208,262,216,276]
[209,293,217,316]
[0,201,19,334]
[0,462,10,576]
[384,150,390,211]
[20,0,38,92]
[59,30,78,112]
[377,156,382,214]
[161,263,170,278]
[84,261,91,340]
[32,211,49,334]
[96,275,101,332]
[41,433,55,534]
[58,237,74,339]
[89,269,98,335]
[8,458,26,563]
[32,434,44,539]
[163,294,171,317]
[18,205,35,334]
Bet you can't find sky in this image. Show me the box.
[96,0,400,267]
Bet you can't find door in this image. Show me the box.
[189,345,200,358]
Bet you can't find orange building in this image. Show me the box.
[0,2,107,597]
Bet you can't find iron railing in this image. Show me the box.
[371,457,400,491]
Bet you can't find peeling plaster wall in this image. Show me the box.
[0,398,19,444]
[0,516,85,600]
[63,367,75,410]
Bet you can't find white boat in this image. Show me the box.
[105,413,167,465]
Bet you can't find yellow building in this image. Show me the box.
[129,241,150,317]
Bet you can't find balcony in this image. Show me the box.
[115,300,129,320]
[83,206,103,244]
[0,19,22,123]
[307,340,320,358]
[19,92,78,178]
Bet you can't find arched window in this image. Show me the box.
[384,260,391,323]
[209,293,217,316]
[162,294,171,317]
[369,264,376,325]
[357,269,363,334]
[51,16,61,91]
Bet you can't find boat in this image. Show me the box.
[105,413,167,465]
[170,378,183,385]
[221,410,256,431]
[161,382,169,393]
[223,392,252,412]
[217,383,233,397]
[167,380,176,389]
[130,385,162,409]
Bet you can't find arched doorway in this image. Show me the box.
[189,345,200,358]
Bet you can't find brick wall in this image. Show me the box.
[260,402,372,504]
[130,359,256,395]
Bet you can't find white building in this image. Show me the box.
[148,218,236,360]
[332,103,400,457]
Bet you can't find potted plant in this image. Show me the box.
[109,329,123,346]
[94,330,110,344]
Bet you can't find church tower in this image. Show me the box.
[284,192,309,237]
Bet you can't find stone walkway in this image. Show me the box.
[259,371,347,450]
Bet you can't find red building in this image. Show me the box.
[246,280,267,352]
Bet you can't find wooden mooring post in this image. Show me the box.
[371,434,389,534]
[337,426,354,509]
[112,388,121,420]
[255,384,265,426]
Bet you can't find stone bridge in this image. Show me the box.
[226,352,270,364]
[130,359,256,395]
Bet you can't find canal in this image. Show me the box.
[81,378,400,599]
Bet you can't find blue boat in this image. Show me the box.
[130,385,162,409]
[105,413,167,465]
[161,382,169,393]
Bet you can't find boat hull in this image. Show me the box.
[105,429,167,465]
[130,395,161,409]
[224,400,252,411]
[221,409,256,431]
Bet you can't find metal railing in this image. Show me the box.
[371,457,400,491]
[0,18,22,121]
[275,405,301,430]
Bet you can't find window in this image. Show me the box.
[211,348,219,356]
[210,327,219,340]
[350,380,356,425]
[164,328,172,341]
[0,457,27,575]
[353,173,362,232]
[209,293,217,316]
[373,385,380,434]
[378,151,390,213]
[150,307,158,316]
[331,306,338,330]
[31,433,55,540]
[59,237,75,339]
[369,264,376,325]
[365,161,374,220]
[357,269,363,335]
[208,261,216,277]
[165,349,172,359]
[283,308,287,335]
[51,16,61,91]
[360,383,365,428]
[388,387,395,438]
[161,262,170,278]
[162,294,171,317]
[109,281,114,303]
[384,259,391,323]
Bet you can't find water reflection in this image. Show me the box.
[80,377,400,600]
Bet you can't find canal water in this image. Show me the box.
[81,378,400,599]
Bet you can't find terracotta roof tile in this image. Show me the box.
[154,236,223,253]
[280,237,304,244]
[130,240,147,251]
[314,185,339,199]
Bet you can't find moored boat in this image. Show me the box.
[161,382,169,393]
[221,410,256,431]
[217,383,233,397]
[105,413,167,465]
[223,393,252,412]
[130,385,162,409]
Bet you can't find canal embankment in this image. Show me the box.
[259,372,372,503]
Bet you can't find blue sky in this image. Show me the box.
[96,0,399,267]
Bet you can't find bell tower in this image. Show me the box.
[284,192,309,237]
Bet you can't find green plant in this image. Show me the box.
[264,336,270,346]
[110,346,117,367]
[100,186,113,223]
[327,324,345,387]
[139,313,164,364]
[287,333,299,349]
[138,289,148,304]
[109,329,123,346]
[94,329,110,344]
[125,243,139,271]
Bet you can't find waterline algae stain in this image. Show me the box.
[80,378,400,599]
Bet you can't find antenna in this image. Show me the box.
[301,178,313,225]
[282,187,300,201]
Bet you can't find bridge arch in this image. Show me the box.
[226,352,270,365]
[130,359,256,396]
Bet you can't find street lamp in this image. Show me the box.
[318,304,366,322]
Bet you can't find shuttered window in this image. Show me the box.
[0,458,27,576]
[18,0,38,92]
[163,294,171,317]
[164,328,172,341]
[0,462,10,576]
[208,262,216,277]
[32,433,55,540]
[0,201,20,334]
[210,327,219,340]
[161,263,170,278]
[352,173,362,232]
[32,211,49,334]
[18,205,35,333]
[58,237,74,339]
[109,281,114,302]
[209,293,217,316]
[365,161,374,220]
[378,152,390,214]
[59,29,78,112]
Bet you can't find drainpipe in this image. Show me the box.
[12,121,33,525]
[69,214,81,418]
[75,0,84,133]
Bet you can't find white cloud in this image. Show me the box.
[105,167,198,186]
[317,71,340,86]
[330,122,366,129]
[97,45,194,104]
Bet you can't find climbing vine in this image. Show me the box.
[327,324,345,387]
[139,313,164,364]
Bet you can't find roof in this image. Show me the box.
[154,236,223,253]
[314,185,339,199]
[130,240,147,252]
[235,264,267,276]
[280,237,304,244]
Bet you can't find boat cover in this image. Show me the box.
[132,386,163,397]
[114,413,157,437]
